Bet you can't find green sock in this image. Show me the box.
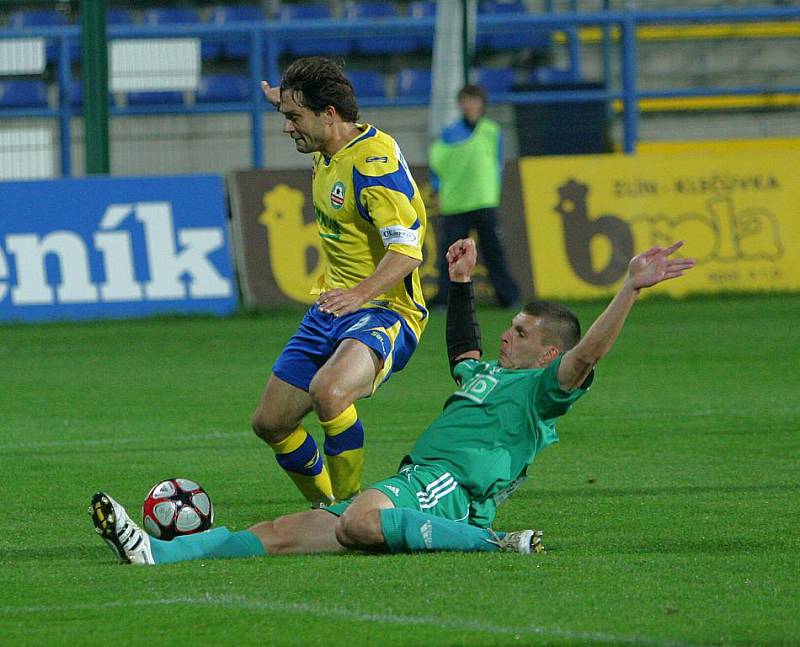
[379,508,499,553]
[149,527,266,564]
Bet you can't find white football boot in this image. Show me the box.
[89,492,155,565]
[490,529,545,555]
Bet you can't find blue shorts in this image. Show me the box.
[272,304,419,393]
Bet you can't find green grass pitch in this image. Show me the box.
[1,294,798,646]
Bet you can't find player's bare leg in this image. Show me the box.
[309,339,381,420]
[310,339,382,500]
[252,375,334,505]
[252,374,313,444]
[334,489,395,551]
[249,509,345,555]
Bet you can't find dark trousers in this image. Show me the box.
[435,207,520,307]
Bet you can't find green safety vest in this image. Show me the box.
[429,118,502,215]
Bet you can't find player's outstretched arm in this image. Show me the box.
[446,238,482,371]
[557,241,695,391]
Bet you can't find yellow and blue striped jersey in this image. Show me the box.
[311,123,428,339]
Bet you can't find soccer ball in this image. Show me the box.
[142,478,214,540]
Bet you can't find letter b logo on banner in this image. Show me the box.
[554,179,633,286]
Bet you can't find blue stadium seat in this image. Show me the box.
[477,0,549,51]
[409,0,436,50]
[531,67,579,85]
[473,68,517,95]
[410,1,436,17]
[344,2,417,55]
[343,1,398,19]
[197,74,250,103]
[107,9,135,25]
[142,8,201,25]
[7,8,68,28]
[127,90,185,107]
[209,6,265,60]
[278,3,350,56]
[67,78,83,108]
[7,9,69,64]
[347,71,386,99]
[0,80,49,108]
[396,68,431,99]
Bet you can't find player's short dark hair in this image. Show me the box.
[522,301,581,351]
[281,57,359,122]
[458,84,487,103]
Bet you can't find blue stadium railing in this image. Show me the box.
[1,5,799,176]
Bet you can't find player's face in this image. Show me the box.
[279,89,329,153]
[498,313,559,369]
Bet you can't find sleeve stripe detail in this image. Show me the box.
[353,164,416,202]
[354,192,374,224]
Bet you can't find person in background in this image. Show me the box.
[429,84,520,309]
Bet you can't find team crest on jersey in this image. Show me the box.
[330,181,345,210]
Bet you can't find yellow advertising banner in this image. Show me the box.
[520,151,800,298]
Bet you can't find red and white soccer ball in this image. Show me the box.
[142,478,214,540]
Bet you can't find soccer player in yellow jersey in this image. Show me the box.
[254,57,428,506]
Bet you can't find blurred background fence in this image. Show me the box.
[1,0,799,180]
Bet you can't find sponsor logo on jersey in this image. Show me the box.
[314,206,342,239]
[386,485,400,497]
[330,181,345,210]
[365,156,389,163]
[379,225,419,247]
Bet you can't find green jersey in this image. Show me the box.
[405,356,592,526]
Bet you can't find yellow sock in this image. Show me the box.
[270,427,334,505]
[321,405,365,501]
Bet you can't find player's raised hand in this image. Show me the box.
[628,241,695,290]
[260,81,281,108]
[447,238,478,282]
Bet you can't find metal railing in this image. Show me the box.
[1,5,799,176]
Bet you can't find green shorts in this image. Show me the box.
[324,463,471,523]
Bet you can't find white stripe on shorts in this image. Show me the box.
[418,481,458,509]
[415,472,459,509]
[417,473,453,502]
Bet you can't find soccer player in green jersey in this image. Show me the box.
[90,238,694,563]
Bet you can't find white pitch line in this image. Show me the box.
[0,594,705,647]
[3,404,796,451]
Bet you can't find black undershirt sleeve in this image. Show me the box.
[446,281,482,376]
